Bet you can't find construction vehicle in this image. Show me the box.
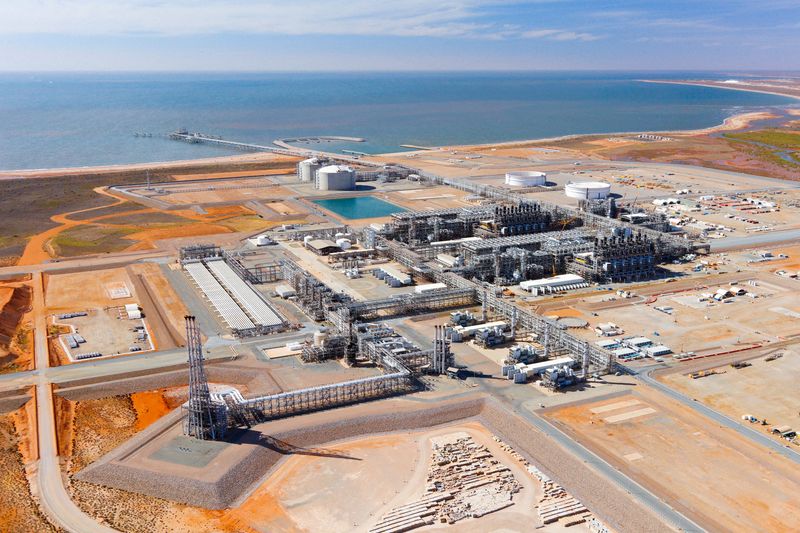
[731,361,752,369]
[690,369,721,379]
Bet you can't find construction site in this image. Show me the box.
[3,126,800,533]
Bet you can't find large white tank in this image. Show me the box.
[298,158,322,182]
[505,171,546,187]
[315,165,356,191]
[336,238,352,250]
[313,330,327,347]
[565,181,611,200]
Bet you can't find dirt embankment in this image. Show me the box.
[0,283,34,373]
[0,407,57,532]
[61,390,206,533]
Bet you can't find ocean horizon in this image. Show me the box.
[0,71,796,171]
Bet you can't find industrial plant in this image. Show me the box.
[7,122,800,533]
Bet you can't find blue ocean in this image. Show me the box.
[0,71,795,171]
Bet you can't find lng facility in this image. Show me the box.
[3,126,800,533]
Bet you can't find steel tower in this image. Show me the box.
[183,315,227,440]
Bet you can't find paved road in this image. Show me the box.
[30,272,117,533]
[710,228,800,251]
[522,410,705,532]
[0,249,169,278]
[463,351,704,531]
[639,368,800,465]
[0,329,315,393]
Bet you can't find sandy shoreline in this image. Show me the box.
[0,151,297,180]
[640,79,800,102]
[1,103,795,178]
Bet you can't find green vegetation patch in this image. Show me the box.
[101,211,194,227]
[51,225,139,257]
[724,129,800,150]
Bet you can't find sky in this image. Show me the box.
[1,0,799,71]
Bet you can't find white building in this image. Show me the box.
[414,282,448,294]
[124,303,141,320]
[520,274,587,295]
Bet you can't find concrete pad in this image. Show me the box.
[604,407,657,424]
[589,399,641,414]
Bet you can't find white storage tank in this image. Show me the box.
[315,165,356,191]
[336,238,352,250]
[313,330,327,347]
[565,181,611,200]
[505,171,546,187]
[298,157,323,182]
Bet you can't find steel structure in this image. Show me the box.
[184,261,256,332]
[371,236,614,373]
[239,370,413,420]
[183,316,228,440]
[409,171,694,260]
[206,259,284,329]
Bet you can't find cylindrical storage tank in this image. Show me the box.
[255,235,270,245]
[303,235,313,245]
[565,181,611,200]
[313,330,327,347]
[298,158,322,182]
[505,171,546,187]
[336,238,352,250]
[315,165,356,191]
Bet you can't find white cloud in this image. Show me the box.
[0,0,598,42]
[520,29,601,41]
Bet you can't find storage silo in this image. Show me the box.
[315,165,356,191]
[298,157,323,182]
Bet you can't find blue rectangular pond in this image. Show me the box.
[313,197,407,219]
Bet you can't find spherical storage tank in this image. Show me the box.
[565,181,611,200]
[505,171,546,187]
[315,165,356,191]
[298,158,322,182]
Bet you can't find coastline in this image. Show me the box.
[384,108,783,155]
[0,107,794,178]
[640,79,800,103]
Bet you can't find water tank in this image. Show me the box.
[505,171,546,187]
[315,165,356,191]
[336,238,352,250]
[565,181,611,200]
[298,158,322,182]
